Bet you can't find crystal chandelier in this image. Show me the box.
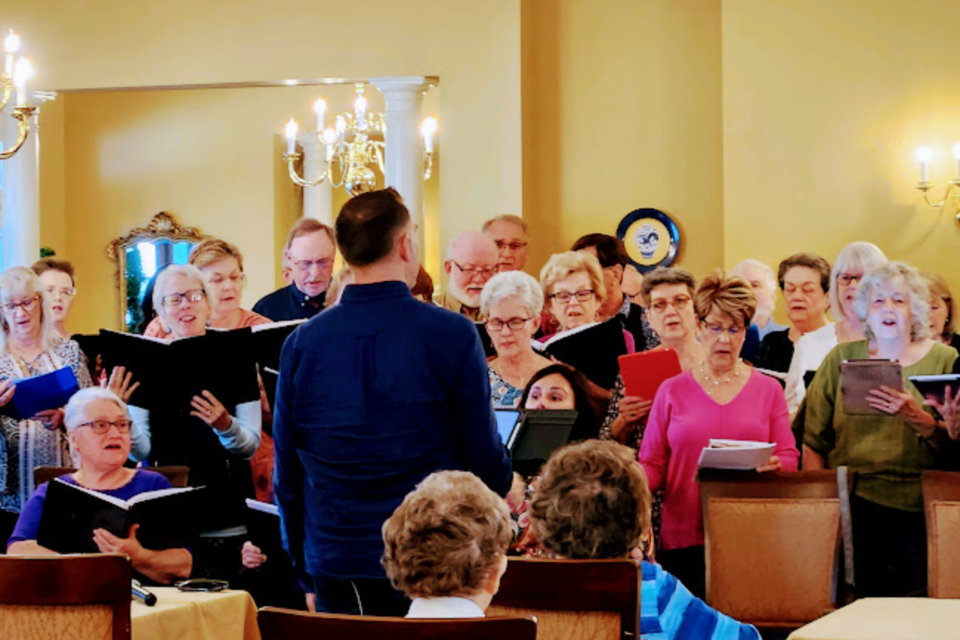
[1,29,36,161]
[283,83,436,196]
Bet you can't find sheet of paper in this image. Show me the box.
[697,439,775,470]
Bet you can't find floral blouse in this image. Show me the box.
[488,366,523,409]
[0,337,94,514]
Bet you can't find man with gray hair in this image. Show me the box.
[482,214,530,273]
[436,231,499,321]
[730,259,786,340]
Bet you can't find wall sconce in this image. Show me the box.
[915,144,960,223]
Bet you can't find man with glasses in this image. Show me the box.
[435,231,499,321]
[482,214,530,273]
[571,233,659,352]
[254,218,336,321]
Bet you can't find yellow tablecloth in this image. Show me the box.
[132,587,260,640]
[788,598,960,640]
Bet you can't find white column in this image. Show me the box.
[298,133,333,225]
[1,91,55,270]
[371,77,428,231]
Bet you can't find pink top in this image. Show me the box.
[142,308,273,338]
[638,369,799,551]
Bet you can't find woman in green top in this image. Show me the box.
[804,262,958,598]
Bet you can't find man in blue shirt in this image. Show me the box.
[273,188,513,616]
[253,218,336,320]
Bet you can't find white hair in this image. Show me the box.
[64,387,129,432]
[0,267,57,357]
[152,263,209,315]
[480,271,544,318]
[853,262,930,342]
[730,259,776,291]
[830,242,887,319]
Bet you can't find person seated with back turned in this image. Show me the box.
[274,188,512,616]
[571,233,660,352]
[435,231,499,321]
[382,470,511,619]
[530,440,760,640]
[253,218,336,321]
[7,387,192,585]
[482,214,530,273]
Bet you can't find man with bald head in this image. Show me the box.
[436,231,499,321]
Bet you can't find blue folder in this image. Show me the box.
[2,367,80,421]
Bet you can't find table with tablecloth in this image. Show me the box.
[788,598,960,640]
[132,587,260,640]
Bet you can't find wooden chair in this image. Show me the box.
[257,606,537,640]
[922,470,960,598]
[486,557,640,640]
[34,465,190,488]
[699,469,849,635]
[0,553,131,640]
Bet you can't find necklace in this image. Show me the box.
[494,359,530,390]
[700,359,742,392]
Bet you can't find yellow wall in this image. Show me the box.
[522,0,724,277]
[723,0,960,299]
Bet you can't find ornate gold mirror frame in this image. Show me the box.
[107,212,205,332]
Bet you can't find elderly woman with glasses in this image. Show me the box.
[0,267,96,547]
[144,239,272,338]
[639,271,799,597]
[132,264,261,491]
[7,387,192,584]
[480,272,553,408]
[804,262,958,597]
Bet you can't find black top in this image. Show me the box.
[253,284,326,321]
[755,329,794,373]
[620,301,660,352]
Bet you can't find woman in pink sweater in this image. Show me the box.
[639,271,799,597]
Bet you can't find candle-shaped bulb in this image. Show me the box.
[4,30,20,54]
[335,115,346,135]
[421,117,438,153]
[313,98,327,131]
[285,118,298,155]
[354,95,367,114]
[917,146,932,183]
[13,57,32,106]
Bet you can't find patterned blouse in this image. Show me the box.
[488,366,523,409]
[0,336,94,514]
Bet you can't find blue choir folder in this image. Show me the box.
[1,367,80,421]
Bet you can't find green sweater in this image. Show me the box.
[804,340,958,512]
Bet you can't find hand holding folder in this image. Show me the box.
[0,367,80,421]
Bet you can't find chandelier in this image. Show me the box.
[282,83,437,196]
[1,29,36,161]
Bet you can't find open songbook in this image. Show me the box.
[696,439,775,470]
[535,318,628,389]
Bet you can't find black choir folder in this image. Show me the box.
[539,319,628,389]
[36,479,225,553]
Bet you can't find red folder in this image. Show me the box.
[617,348,682,400]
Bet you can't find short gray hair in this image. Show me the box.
[482,214,528,235]
[64,387,128,433]
[830,242,887,319]
[853,262,930,342]
[480,271,544,318]
[730,259,776,291]
[152,263,209,314]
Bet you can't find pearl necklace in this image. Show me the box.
[700,359,742,394]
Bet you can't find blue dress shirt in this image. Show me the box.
[273,280,512,580]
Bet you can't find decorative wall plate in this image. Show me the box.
[616,208,681,273]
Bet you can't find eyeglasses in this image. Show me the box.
[161,289,205,308]
[207,273,245,286]
[649,295,692,313]
[76,419,133,435]
[2,296,40,313]
[452,261,496,279]
[494,241,528,252]
[292,259,334,272]
[550,289,595,304]
[46,286,76,298]
[837,273,862,287]
[702,321,745,337]
[486,317,533,332]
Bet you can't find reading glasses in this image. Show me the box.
[46,286,77,298]
[494,241,528,252]
[292,258,333,272]
[77,419,133,435]
[451,261,496,278]
[837,273,863,286]
[161,290,206,308]
[649,296,692,313]
[2,296,40,312]
[702,321,745,336]
[486,317,533,332]
[550,289,595,304]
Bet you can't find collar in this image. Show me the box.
[288,283,326,307]
[406,597,485,619]
[339,280,412,303]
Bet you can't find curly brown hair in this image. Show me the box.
[694,270,757,328]
[530,440,651,559]
[381,471,511,599]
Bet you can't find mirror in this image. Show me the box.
[108,212,205,333]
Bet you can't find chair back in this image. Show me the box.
[486,557,639,640]
[922,470,960,598]
[34,466,190,488]
[257,606,537,640]
[699,469,844,632]
[0,554,131,640]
